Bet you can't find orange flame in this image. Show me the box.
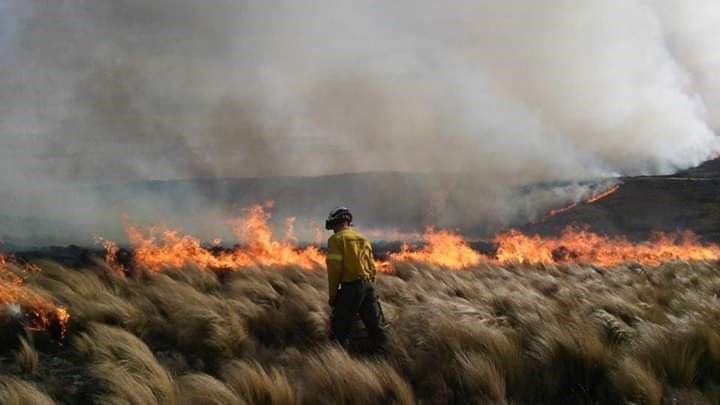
[0,254,70,337]
[228,204,324,268]
[543,202,580,220]
[586,184,621,203]
[96,236,123,274]
[389,228,483,269]
[495,227,720,267]
[541,183,622,221]
[386,225,720,269]
[104,201,719,273]
[124,204,324,272]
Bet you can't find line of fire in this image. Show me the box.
[3,168,719,343]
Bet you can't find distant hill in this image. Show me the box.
[3,160,719,248]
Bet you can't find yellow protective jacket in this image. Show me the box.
[326,228,376,301]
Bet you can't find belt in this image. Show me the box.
[341,277,369,285]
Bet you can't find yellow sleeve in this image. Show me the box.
[326,237,344,300]
[368,242,377,282]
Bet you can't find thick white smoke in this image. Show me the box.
[0,0,718,244]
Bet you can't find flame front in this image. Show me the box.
[495,227,720,267]
[126,204,323,272]
[105,202,720,273]
[385,225,720,269]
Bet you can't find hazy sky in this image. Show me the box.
[1,0,719,243]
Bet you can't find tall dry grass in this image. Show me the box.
[14,337,39,375]
[174,373,244,405]
[73,323,176,404]
[220,360,297,404]
[0,375,55,405]
[1,258,719,404]
[295,347,414,405]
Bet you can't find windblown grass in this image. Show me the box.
[174,373,244,405]
[220,360,297,404]
[1,258,720,404]
[74,323,176,404]
[14,337,39,375]
[0,375,54,405]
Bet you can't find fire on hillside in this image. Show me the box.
[539,183,622,222]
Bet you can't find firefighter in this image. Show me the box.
[325,207,387,352]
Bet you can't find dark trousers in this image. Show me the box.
[331,278,387,350]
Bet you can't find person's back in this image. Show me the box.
[325,207,387,352]
[326,227,376,292]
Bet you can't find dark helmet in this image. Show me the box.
[325,206,353,230]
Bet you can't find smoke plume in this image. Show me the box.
[1,0,719,245]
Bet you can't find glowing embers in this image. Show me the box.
[123,204,324,272]
[494,227,720,267]
[0,254,69,338]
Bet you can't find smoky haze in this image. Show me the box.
[1,0,719,246]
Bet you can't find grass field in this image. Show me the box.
[1,256,719,404]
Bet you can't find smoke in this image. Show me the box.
[1,0,719,245]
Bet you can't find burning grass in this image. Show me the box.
[389,229,483,269]
[0,256,719,404]
[106,203,720,274]
[0,255,69,338]
[121,203,324,272]
[494,227,720,267]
